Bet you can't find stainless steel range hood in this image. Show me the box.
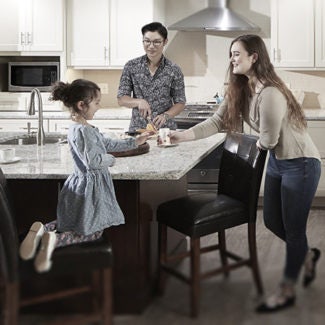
[168,0,260,32]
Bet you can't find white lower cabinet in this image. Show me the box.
[49,119,71,133]
[48,119,130,134]
[307,121,325,196]
[0,119,49,132]
[91,120,130,133]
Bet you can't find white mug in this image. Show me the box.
[158,128,171,145]
[0,148,15,162]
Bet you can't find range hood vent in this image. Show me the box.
[168,0,260,32]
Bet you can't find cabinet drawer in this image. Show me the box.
[0,119,49,132]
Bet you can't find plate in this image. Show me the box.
[0,156,21,164]
[158,144,178,148]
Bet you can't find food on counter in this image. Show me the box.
[136,123,157,134]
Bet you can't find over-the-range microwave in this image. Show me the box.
[8,61,60,92]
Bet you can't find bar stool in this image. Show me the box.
[157,132,267,317]
[0,168,114,325]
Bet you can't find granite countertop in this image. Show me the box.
[0,134,226,180]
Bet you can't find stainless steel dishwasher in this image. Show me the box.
[174,104,224,193]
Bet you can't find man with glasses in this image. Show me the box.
[117,22,186,132]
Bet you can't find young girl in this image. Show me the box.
[19,79,150,273]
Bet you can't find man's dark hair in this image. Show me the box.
[141,22,168,40]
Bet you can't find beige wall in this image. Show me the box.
[65,0,325,109]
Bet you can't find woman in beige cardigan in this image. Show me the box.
[170,34,321,313]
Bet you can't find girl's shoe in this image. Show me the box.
[34,232,57,273]
[19,221,44,260]
[303,248,321,287]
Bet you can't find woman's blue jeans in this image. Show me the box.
[263,151,321,283]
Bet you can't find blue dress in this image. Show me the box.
[57,123,137,235]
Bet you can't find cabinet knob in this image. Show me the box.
[200,170,207,177]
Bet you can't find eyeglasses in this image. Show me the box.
[142,39,164,47]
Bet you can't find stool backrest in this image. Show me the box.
[0,168,19,282]
[218,132,267,221]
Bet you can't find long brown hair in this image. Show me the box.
[223,34,306,131]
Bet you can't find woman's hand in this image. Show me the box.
[169,129,195,144]
[135,131,153,146]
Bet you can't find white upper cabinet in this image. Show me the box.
[109,0,154,67]
[271,0,325,68]
[67,0,110,67]
[66,0,164,69]
[0,0,64,52]
[315,0,325,66]
[271,0,314,68]
[0,0,21,51]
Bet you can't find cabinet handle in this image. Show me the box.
[27,32,32,44]
[276,49,281,62]
[273,48,281,62]
[20,127,37,130]
[104,46,109,60]
[21,32,25,45]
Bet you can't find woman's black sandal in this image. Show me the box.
[256,295,296,313]
[303,248,321,287]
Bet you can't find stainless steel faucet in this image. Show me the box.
[28,88,45,145]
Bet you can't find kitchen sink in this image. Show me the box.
[0,135,67,145]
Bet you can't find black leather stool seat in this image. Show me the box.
[157,193,246,237]
[19,238,113,280]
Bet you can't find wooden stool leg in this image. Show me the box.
[102,268,113,325]
[158,223,167,295]
[218,230,229,277]
[190,237,200,318]
[4,282,19,325]
[248,223,263,294]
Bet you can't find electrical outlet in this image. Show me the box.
[98,83,109,94]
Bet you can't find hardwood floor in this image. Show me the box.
[20,208,325,325]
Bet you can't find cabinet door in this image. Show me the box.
[0,119,47,132]
[0,0,21,51]
[109,0,154,67]
[67,0,109,67]
[315,0,325,67]
[91,120,130,133]
[271,0,314,68]
[49,120,71,133]
[0,0,63,52]
[26,0,64,51]
[307,121,325,158]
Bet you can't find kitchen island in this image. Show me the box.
[0,133,225,314]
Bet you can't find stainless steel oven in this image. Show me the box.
[175,104,224,193]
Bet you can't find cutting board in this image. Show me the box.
[110,142,150,157]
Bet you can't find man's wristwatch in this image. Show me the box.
[163,113,170,121]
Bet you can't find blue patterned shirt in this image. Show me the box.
[117,55,186,131]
